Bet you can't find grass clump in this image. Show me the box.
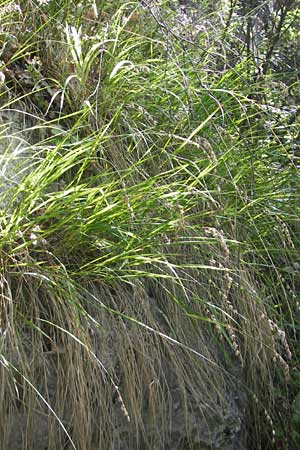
[0,1,299,449]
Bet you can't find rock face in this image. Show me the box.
[7,352,245,450]
[4,288,246,450]
[154,386,245,450]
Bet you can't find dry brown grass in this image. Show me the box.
[0,243,288,450]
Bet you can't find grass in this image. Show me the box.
[0,1,299,449]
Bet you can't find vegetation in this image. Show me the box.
[0,0,299,449]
